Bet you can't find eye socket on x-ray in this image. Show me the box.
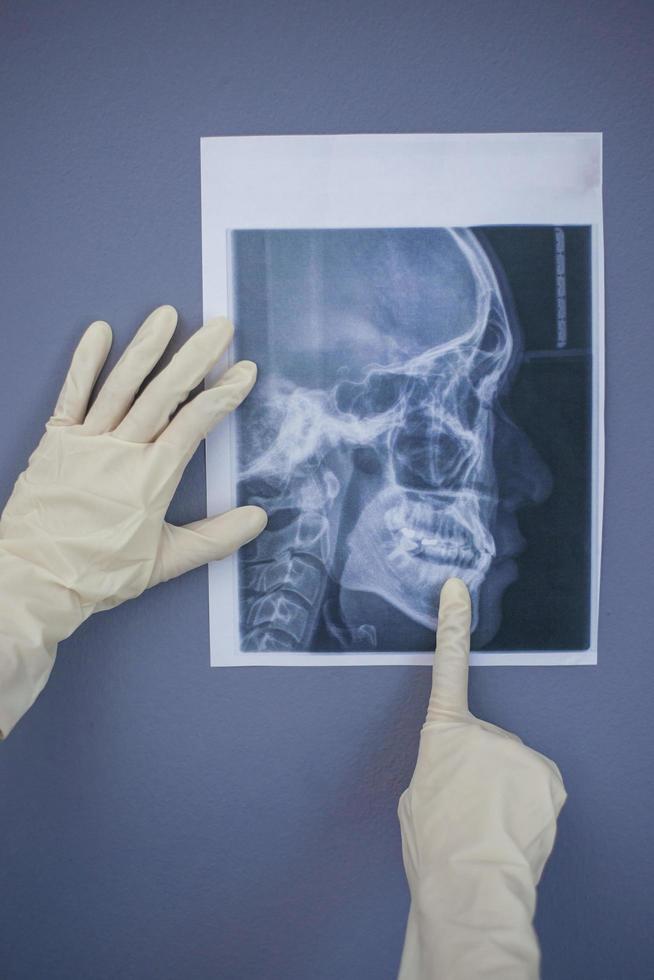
[232,226,592,654]
[392,419,474,492]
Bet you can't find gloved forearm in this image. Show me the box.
[398,580,565,980]
[0,549,81,738]
[401,878,540,980]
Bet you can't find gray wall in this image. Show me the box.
[1,2,652,977]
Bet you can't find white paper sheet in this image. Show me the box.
[201,133,603,667]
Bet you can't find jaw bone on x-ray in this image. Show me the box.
[232,226,592,656]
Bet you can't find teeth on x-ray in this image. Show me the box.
[232,226,584,652]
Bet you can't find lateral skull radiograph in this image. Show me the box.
[232,227,592,654]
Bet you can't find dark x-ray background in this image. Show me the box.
[233,226,592,654]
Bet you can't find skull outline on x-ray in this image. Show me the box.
[235,227,552,651]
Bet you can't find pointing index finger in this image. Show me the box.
[426,577,472,723]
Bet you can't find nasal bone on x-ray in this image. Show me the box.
[234,228,554,653]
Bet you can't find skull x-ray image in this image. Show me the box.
[232,226,592,655]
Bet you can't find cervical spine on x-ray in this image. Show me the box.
[237,228,549,652]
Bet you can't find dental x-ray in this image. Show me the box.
[232,226,592,656]
[201,132,603,666]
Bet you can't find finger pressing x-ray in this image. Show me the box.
[397,576,567,979]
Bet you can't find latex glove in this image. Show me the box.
[397,578,566,980]
[0,306,267,738]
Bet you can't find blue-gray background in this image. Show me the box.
[0,2,651,977]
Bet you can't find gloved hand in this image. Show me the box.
[0,305,266,738]
[398,578,566,980]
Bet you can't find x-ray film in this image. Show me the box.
[201,134,603,666]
